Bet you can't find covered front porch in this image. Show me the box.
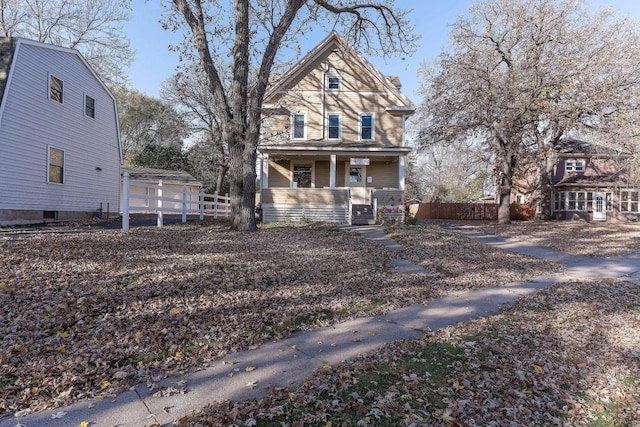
[258,146,409,224]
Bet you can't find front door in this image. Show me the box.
[347,166,367,204]
[593,192,606,221]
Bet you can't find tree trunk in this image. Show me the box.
[497,173,512,224]
[228,136,258,231]
[536,150,556,220]
[496,144,515,224]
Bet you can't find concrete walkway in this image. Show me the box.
[4,225,640,427]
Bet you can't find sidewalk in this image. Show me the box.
[4,225,639,427]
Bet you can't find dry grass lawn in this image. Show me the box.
[1,219,639,426]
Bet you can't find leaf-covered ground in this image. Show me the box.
[429,220,640,258]
[0,221,561,417]
[177,279,640,427]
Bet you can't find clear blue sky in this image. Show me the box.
[124,0,640,104]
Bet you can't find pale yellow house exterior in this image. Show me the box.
[259,32,415,224]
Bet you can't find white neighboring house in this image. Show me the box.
[0,37,122,226]
[120,167,202,213]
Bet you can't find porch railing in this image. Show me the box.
[121,172,230,230]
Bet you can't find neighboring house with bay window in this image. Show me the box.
[0,38,122,225]
[258,32,415,224]
[515,138,639,222]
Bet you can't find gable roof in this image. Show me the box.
[0,37,123,164]
[264,32,414,110]
[122,167,202,185]
[557,138,630,158]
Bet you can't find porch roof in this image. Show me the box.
[259,142,411,156]
[552,173,623,187]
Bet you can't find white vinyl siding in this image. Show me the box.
[0,41,121,213]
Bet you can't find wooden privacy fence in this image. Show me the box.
[409,202,497,220]
[408,202,535,221]
[121,172,230,230]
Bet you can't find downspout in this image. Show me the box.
[322,63,330,140]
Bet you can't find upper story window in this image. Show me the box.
[49,74,63,103]
[327,75,340,90]
[292,111,306,139]
[48,146,64,184]
[327,113,341,140]
[565,159,585,172]
[85,94,96,118]
[360,113,374,141]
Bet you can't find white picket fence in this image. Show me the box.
[121,172,230,230]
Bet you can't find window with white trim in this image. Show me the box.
[620,190,640,212]
[49,74,63,103]
[327,113,341,140]
[565,159,585,172]
[553,191,612,211]
[48,146,64,184]
[292,111,306,140]
[327,75,340,90]
[85,94,95,118]
[360,113,374,141]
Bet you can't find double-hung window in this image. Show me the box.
[327,113,341,140]
[292,111,306,140]
[565,159,585,172]
[360,113,374,141]
[48,146,64,184]
[327,75,340,90]
[85,94,96,118]
[49,74,63,104]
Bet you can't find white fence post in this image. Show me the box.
[122,172,130,231]
[225,193,229,218]
[214,191,218,219]
[182,185,187,223]
[199,188,204,220]
[157,179,163,227]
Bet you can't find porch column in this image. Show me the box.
[330,154,336,189]
[261,153,269,189]
[398,155,405,191]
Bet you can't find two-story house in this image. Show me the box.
[550,138,638,221]
[258,32,415,224]
[0,38,122,226]
[514,138,638,222]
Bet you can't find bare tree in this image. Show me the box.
[0,0,133,86]
[415,0,640,223]
[162,63,229,193]
[164,0,417,231]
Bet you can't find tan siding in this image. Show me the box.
[336,161,346,187]
[367,162,399,188]
[262,188,349,205]
[269,159,291,187]
[315,160,330,188]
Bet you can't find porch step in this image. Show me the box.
[351,204,375,225]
